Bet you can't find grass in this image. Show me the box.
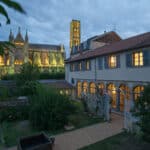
[0,101,103,148]
[1,120,36,147]
[79,132,150,150]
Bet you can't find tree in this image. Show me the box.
[133,85,150,142]
[30,86,76,130]
[0,0,25,25]
[16,62,40,86]
[0,0,26,54]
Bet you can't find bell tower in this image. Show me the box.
[70,20,81,53]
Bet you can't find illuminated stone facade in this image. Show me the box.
[70,20,80,53]
[0,27,65,75]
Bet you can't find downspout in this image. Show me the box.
[94,58,97,82]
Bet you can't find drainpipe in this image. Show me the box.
[94,58,97,82]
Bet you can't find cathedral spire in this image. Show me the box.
[18,26,21,33]
[9,29,14,42]
[14,26,24,43]
[25,29,28,42]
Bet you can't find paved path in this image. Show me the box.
[7,113,123,150]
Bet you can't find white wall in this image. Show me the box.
[66,49,150,84]
[96,52,150,82]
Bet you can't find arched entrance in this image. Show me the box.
[82,81,88,94]
[107,83,117,109]
[90,82,96,94]
[98,83,105,95]
[77,81,82,98]
[133,85,144,100]
[119,84,130,111]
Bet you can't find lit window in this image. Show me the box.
[65,90,69,95]
[14,60,23,65]
[86,60,90,70]
[60,90,63,95]
[109,55,117,68]
[90,82,96,94]
[133,86,144,100]
[133,52,143,66]
[70,63,75,71]
[0,56,4,66]
[78,62,82,71]
[15,42,24,46]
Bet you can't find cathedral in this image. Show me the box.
[0,27,65,76]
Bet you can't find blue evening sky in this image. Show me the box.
[0,0,149,56]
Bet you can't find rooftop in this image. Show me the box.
[66,32,150,63]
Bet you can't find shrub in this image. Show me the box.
[1,74,17,80]
[16,62,40,86]
[29,85,76,130]
[39,72,65,79]
[20,81,41,96]
[0,86,9,100]
[133,85,150,142]
[0,105,29,122]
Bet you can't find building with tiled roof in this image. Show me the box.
[66,25,150,112]
[0,27,65,74]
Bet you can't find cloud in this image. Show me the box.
[0,0,149,55]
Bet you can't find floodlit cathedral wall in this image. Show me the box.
[0,28,65,76]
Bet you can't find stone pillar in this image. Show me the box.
[128,84,135,111]
[115,83,120,112]
[87,81,90,94]
[116,88,120,111]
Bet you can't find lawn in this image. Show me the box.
[0,103,103,148]
[79,132,150,150]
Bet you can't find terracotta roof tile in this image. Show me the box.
[66,32,150,63]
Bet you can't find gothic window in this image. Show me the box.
[0,56,4,66]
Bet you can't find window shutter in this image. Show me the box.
[82,61,85,71]
[126,53,132,67]
[89,60,91,70]
[70,64,72,72]
[75,62,78,71]
[143,50,149,66]
[98,57,103,70]
[104,56,108,69]
[117,55,120,68]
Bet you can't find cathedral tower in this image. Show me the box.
[70,20,81,53]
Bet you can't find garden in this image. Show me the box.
[79,132,150,150]
[0,63,103,148]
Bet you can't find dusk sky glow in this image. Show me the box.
[0,0,149,55]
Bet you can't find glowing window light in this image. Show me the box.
[133,86,144,100]
[109,55,116,68]
[133,52,143,66]
[0,56,4,66]
[15,42,24,46]
[60,90,63,95]
[14,60,23,65]
[86,60,90,70]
